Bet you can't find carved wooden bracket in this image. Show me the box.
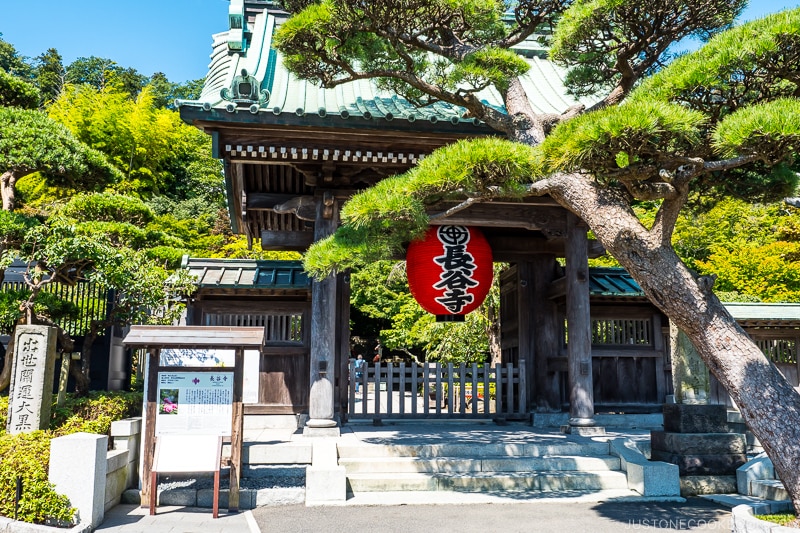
[322,191,335,220]
[273,195,317,221]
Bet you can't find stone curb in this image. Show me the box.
[731,503,796,533]
[123,487,306,509]
[0,516,91,533]
[609,437,682,498]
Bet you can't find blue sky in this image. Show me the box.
[1,1,799,83]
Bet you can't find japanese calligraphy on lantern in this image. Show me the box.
[155,372,234,436]
[6,325,57,434]
[407,226,493,320]
[433,225,479,313]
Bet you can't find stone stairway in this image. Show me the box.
[338,439,630,495]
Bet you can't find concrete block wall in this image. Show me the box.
[104,418,142,512]
[47,417,142,529]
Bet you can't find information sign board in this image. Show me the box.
[155,371,233,436]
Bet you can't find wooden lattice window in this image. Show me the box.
[203,313,303,343]
[755,338,797,364]
[591,318,652,346]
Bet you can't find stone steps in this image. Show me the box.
[749,479,789,502]
[337,441,611,459]
[339,455,620,474]
[346,470,629,492]
[339,440,628,495]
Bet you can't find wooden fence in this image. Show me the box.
[347,361,526,420]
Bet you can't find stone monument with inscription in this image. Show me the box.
[652,324,745,495]
[6,325,58,434]
[669,323,709,404]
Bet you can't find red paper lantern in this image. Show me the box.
[406,225,493,322]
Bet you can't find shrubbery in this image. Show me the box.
[0,390,142,525]
[0,432,74,526]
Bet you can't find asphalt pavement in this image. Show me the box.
[250,498,732,533]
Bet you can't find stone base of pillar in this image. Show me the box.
[304,418,340,437]
[561,424,606,436]
[568,417,596,427]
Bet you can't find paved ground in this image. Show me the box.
[95,421,737,532]
[96,504,259,533]
[97,497,732,533]
[251,498,732,533]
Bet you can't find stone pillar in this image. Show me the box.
[49,432,108,528]
[566,214,596,429]
[306,192,340,434]
[6,325,57,434]
[669,323,710,404]
[305,440,346,504]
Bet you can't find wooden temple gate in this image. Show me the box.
[177,1,673,428]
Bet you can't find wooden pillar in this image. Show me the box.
[566,213,595,427]
[515,261,535,412]
[141,349,159,508]
[530,256,561,411]
[336,271,351,421]
[228,348,244,511]
[306,192,339,431]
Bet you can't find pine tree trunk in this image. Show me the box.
[549,172,800,514]
[72,329,99,397]
[0,328,16,391]
[1,170,19,211]
[487,301,502,367]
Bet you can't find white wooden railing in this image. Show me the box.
[347,361,526,420]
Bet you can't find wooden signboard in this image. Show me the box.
[151,435,223,518]
[123,326,265,514]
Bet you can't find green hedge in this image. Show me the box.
[0,391,142,525]
[0,432,75,525]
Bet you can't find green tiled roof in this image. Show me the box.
[723,303,800,322]
[182,256,309,290]
[589,268,645,297]
[177,5,599,130]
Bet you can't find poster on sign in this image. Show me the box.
[155,372,233,436]
[159,348,259,404]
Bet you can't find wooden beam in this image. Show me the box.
[261,230,314,251]
[486,235,605,261]
[228,348,244,512]
[141,349,159,509]
[429,204,567,234]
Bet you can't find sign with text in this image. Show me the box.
[7,325,57,434]
[156,372,233,436]
[159,348,259,404]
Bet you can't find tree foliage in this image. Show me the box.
[277,1,800,512]
[0,68,39,108]
[0,107,122,210]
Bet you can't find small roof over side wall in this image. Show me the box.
[123,325,266,349]
[182,256,309,291]
[723,303,800,328]
[589,268,645,298]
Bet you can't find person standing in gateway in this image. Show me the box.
[354,354,365,395]
[373,341,382,363]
